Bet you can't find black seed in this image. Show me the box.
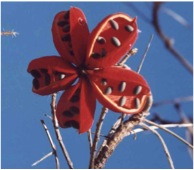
[104,87,112,95]
[64,11,70,19]
[63,24,70,32]
[72,121,79,129]
[135,98,140,109]
[40,68,48,74]
[119,96,127,106]
[143,96,153,112]
[70,95,80,102]
[118,81,126,92]
[101,78,107,86]
[97,37,106,44]
[91,52,101,59]
[33,79,39,89]
[70,106,79,114]
[57,20,67,27]
[64,121,72,127]
[63,110,74,117]
[101,48,107,57]
[125,25,134,32]
[30,70,41,78]
[111,37,121,47]
[110,19,119,30]
[45,74,50,86]
[61,34,71,41]
[64,120,79,129]
[133,85,142,95]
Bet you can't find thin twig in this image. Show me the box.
[144,119,193,149]
[40,120,60,168]
[137,34,154,73]
[152,2,193,74]
[89,107,108,168]
[140,123,175,169]
[44,113,52,120]
[127,123,193,136]
[50,93,74,169]
[153,96,193,107]
[32,152,53,167]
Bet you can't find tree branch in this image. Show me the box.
[50,93,74,169]
[94,113,143,169]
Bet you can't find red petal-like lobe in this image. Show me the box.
[52,7,89,66]
[27,56,77,95]
[88,66,152,114]
[86,13,138,69]
[56,78,96,134]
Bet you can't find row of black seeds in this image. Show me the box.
[64,120,79,129]
[62,88,81,129]
[63,106,80,118]
[31,69,51,90]
[57,11,74,56]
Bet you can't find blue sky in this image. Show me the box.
[1,2,193,169]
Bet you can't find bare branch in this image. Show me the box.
[50,93,74,169]
[144,119,193,149]
[152,2,193,74]
[89,107,108,168]
[140,123,175,169]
